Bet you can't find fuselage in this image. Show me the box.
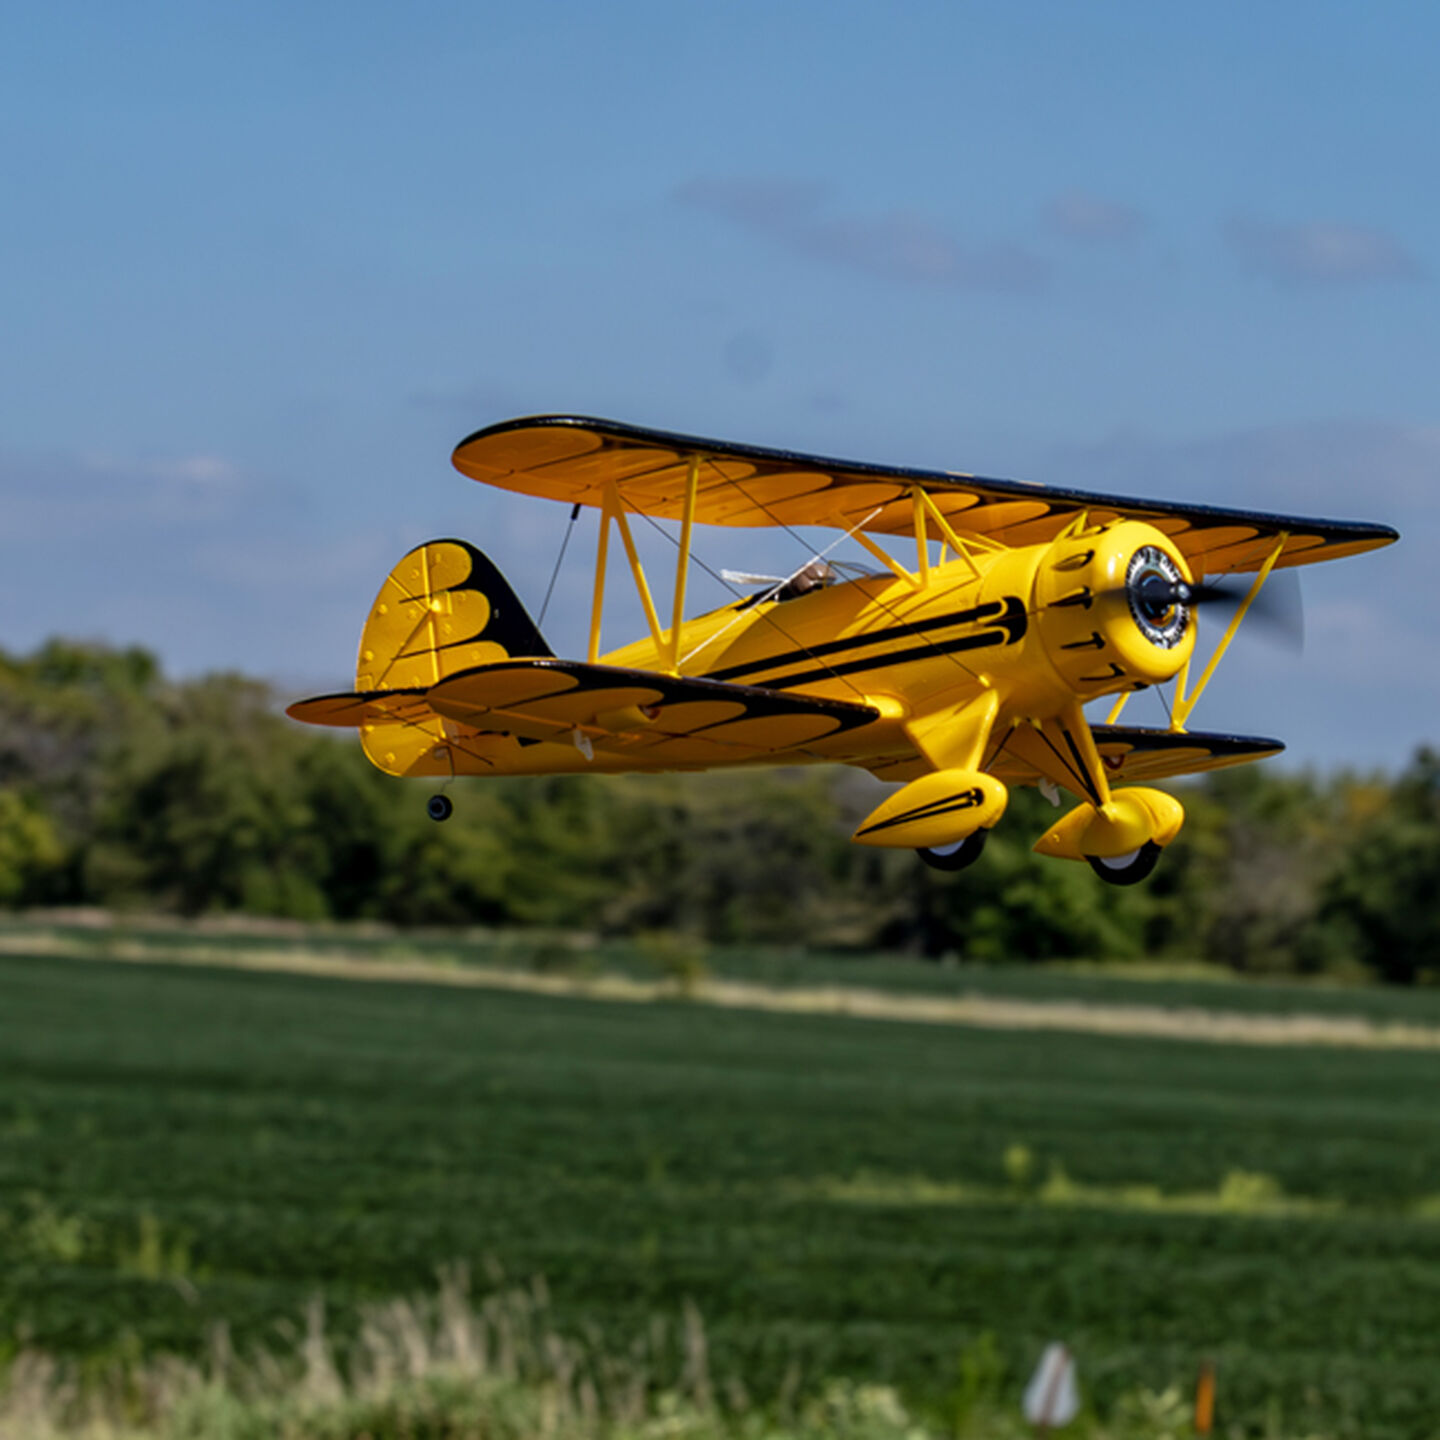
[328,520,1201,784]
[600,519,1197,769]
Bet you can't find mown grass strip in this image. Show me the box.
[5,924,1440,1051]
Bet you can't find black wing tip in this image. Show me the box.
[452,413,619,457]
[286,683,429,707]
[1092,723,1286,757]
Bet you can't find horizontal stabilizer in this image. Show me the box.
[285,690,431,728]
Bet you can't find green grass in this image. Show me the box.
[4,948,1440,1436]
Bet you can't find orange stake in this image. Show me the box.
[1194,1360,1216,1435]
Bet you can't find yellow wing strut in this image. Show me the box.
[588,468,699,673]
[588,482,666,662]
[914,486,999,583]
[1170,535,1288,730]
[667,457,699,672]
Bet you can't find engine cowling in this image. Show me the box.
[1032,520,1197,701]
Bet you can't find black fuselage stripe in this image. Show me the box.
[703,599,1008,684]
[756,628,1012,691]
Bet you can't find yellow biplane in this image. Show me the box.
[288,416,1397,884]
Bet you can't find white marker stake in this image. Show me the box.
[1023,1343,1079,1432]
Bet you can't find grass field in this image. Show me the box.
[4,938,1440,1436]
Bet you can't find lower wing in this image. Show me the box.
[289,663,1278,787]
[994,724,1283,787]
[287,658,884,776]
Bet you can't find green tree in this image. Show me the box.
[1157,767,1340,973]
[592,768,890,945]
[87,672,328,916]
[1311,748,1440,984]
[0,790,64,904]
[0,638,163,900]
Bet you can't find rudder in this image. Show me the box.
[357,539,552,692]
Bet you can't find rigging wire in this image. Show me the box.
[567,452,1005,706]
[629,506,873,703]
[676,510,886,668]
[1155,679,1176,729]
[537,503,582,628]
[708,462,987,688]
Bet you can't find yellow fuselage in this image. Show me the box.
[602,519,1195,768]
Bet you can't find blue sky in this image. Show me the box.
[2,2,1436,768]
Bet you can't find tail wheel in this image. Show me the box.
[916,829,988,873]
[1086,840,1161,886]
[426,793,454,823]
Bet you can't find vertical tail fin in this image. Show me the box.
[357,539,552,692]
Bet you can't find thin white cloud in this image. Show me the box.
[1044,190,1144,242]
[73,451,241,485]
[0,448,255,538]
[153,454,239,486]
[1224,216,1424,287]
[675,178,1047,293]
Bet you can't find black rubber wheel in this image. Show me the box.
[916,829,988,873]
[1086,840,1161,886]
[426,793,453,823]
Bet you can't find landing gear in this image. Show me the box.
[426,793,453,823]
[1086,840,1161,886]
[916,829,988,873]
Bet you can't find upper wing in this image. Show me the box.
[452,415,1398,576]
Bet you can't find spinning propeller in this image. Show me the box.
[1179,571,1302,653]
[1120,551,1304,655]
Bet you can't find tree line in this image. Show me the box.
[0,639,1434,980]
